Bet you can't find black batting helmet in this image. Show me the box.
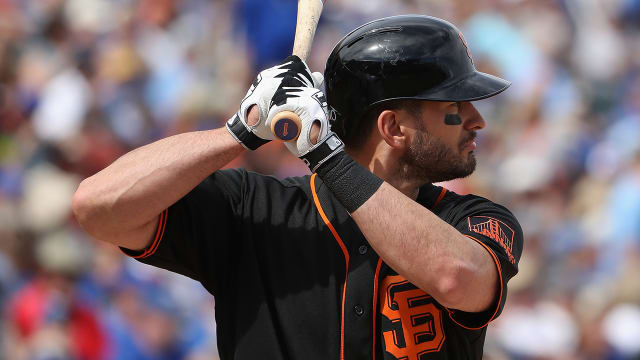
[324,15,511,141]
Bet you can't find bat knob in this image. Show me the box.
[271,111,302,142]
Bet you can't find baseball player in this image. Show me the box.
[73,15,523,359]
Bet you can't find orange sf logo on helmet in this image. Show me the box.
[458,32,474,65]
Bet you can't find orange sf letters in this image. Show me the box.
[380,275,445,359]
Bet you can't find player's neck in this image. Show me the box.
[384,176,421,200]
[349,146,421,200]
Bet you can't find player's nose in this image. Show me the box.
[461,102,486,131]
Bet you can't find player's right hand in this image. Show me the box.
[226,55,320,150]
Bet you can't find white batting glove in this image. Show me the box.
[267,85,345,172]
[226,55,318,150]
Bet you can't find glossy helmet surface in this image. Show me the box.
[324,15,511,141]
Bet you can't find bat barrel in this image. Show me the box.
[292,0,324,61]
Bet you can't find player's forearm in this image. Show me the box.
[307,143,498,311]
[350,182,497,312]
[72,127,244,247]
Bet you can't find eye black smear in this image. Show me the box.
[444,114,462,125]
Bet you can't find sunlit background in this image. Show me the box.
[1,0,640,359]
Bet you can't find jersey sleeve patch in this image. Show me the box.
[467,216,515,265]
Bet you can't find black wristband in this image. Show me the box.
[226,114,270,150]
[300,133,344,173]
[315,151,383,213]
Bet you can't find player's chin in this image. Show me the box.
[458,148,475,160]
[460,152,477,172]
[466,151,477,162]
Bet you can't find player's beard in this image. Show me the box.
[400,126,477,184]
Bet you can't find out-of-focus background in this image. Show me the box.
[1,0,640,358]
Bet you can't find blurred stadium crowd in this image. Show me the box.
[1,0,640,358]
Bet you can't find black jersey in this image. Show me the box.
[122,168,523,360]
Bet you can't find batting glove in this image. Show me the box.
[226,55,322,150]
[267,85,344,173]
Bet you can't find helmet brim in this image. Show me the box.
[421,71,511,102]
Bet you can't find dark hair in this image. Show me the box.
[343,99,423,150]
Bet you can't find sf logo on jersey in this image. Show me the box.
[380,275,445,359]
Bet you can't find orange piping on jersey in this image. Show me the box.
[310,173,349,360]
[433,187,447,209]
[146,209,167,258]
[371,258,383,360]
[446,234,503,330]
[132,209,168,259]
[148,209,168,257]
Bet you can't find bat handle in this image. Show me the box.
[271,0,324,142]
[271,111,302,142]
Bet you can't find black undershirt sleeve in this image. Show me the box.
[121,169,246,295]
[445,196,524,329]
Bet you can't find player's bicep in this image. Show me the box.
[446,204,524,329]
[455,234,500,312]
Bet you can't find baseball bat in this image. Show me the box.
[270,0,325,142]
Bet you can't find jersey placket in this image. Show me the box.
[341,229,380,360]
[311,174,379,360]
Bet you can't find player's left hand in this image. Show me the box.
[226,55,321,150]
[267,85,345,172]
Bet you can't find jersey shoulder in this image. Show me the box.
[243,168,312,191]
[213,168,313,201]
[438,190,518,225]
[214,167,310,186]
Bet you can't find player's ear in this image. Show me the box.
[377,109,408,150]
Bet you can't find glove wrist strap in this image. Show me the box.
[226,114,270,150]
[301,133,345,173]
[307,135,383,213]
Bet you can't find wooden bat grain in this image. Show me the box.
[292,0,325,61]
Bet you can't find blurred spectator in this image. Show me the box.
[5,231,107,360]
[2,0,640,359]
[602,303,640,358]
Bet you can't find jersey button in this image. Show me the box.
[358,245,368,255]
[354,305,364,316]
